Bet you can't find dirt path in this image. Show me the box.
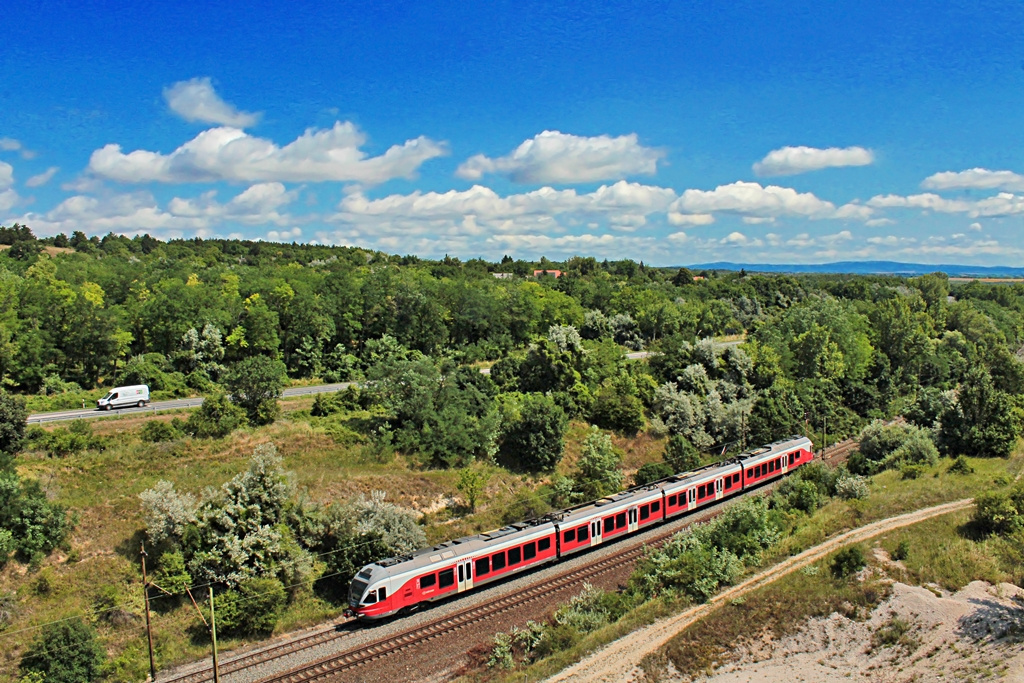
[546,498,974,683]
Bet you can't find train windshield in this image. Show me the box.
[348,579,368,606]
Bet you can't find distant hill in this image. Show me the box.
[684,261,1024,277]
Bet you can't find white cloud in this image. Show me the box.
[921,168,1024,192]
[753,146,874,177]
[88,123,448,185]
[163,77,260,128]
[865,218,895,227]
[336,180,676,235]
[868,193,972,213]
[21,191,207,238]
[866,235,917,246]
[0,137,35,160]
[721,231,763,247]
[0,161,13,189]
[456,130,661,184]
[742,216,775,225]
[0,189,19,212]
[868,191,1024,218]
[12,183,301,239]
[667,212,715,226]
[672,181,869,221]
[266,227,302,241]
[167,182,298,225]
[969,222,982,231]
[25,166,59,188]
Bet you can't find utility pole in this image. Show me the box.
[209,587,220,683]
[140,542,157,682]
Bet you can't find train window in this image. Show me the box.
[789,453,796,465]
[734,473,741,485]
[363,589,376,604]
[379,587,387,601]
[439,569,455,589]
[668,494,678,506]
[652,500,660,512]
[698,485,706,498]
[475,557,490,576]
[492,552,506,571]
[539,537,551,552]
[577,525,589,542]
[604,517,614,534]
[564,528,576,543]
[420,573,436,588]
[639,505,650,521]
[616,512,627,528]
[509,547,522,565]
[524,542,537,561]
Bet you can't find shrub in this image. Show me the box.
[590,384,645,435]
[830,546,866,579]
[310,393,338,417]
[857,420,939,472]
[572,428,623,500]
[892,540,911,562]
[834,471,869,500]
[140,420,182,443]
[948,456,975,475]
[630,531,741,602]
[498,392,568,471]
[900,464,925,480]
[552,583,624,634]
[972,490,1022,536]
[663,434,700,473]
[777,477,820,513]
[139,480,197,547]
[224,356,287,426]
[154,550,193,594]
[0,390,27,468]
[346,490,426,555]
[215,577,287,636]
[0,472,72,560]
[119,353,188,395]
[456,468,489,512]
[33,420,104,458]
[634,462,675,487]
[184,393,246,438]
[19,617,105,683]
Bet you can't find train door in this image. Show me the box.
[628,506,638,533]
[590,519,602,547]
[715,478,724,501]
[457,559,473,592]
[688,488,696,509]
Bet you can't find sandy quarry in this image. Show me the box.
[658,578,1024,682]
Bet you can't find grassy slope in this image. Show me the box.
[0,406,668,682]
[482,450,1024,683]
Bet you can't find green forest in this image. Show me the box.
[1,223,1024,681]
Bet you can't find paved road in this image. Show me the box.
[26,342,742,424]
[26,383,354,424]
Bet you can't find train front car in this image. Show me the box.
[345,564,394,619]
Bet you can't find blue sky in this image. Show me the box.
[2,1,1024,265]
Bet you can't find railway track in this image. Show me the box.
[159,441,856,683]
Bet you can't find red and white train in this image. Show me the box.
[346,435,814,619]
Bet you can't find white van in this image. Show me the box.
[97,385,150,410]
